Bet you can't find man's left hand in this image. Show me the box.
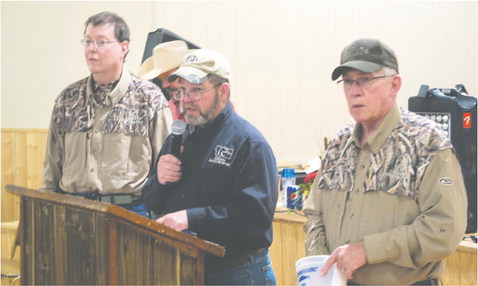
[156,210,189,232]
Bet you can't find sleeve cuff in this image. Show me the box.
[187,207,207,230]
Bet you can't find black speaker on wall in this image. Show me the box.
[409,84,477,234]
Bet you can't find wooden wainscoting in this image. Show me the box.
[441,238,478,286]
[1,221,20,285]
[270,210,306,285]
[1,129,48,222]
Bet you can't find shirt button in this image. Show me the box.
[90,168,95,172]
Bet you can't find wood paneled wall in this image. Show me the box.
[1,129,47,222]
[270,210,306,285]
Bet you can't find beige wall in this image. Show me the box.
[2,1,476,165]
[1,1,155,126]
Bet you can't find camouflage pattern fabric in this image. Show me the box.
[52,73,168,137]
[92,80,117,106]
[318,108,453,199]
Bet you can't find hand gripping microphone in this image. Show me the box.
[170,120,187,159]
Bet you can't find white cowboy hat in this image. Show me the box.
[138,40,193,80]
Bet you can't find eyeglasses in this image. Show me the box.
[81,39,118,48]
[337,75,395,89]
[170,89,182,101]
[176,84,221,101]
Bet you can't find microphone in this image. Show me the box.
[169,120,187,159]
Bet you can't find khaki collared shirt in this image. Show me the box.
[303,105,468,285]
[43,70,172,197]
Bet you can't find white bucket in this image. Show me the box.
[295,255,346,286]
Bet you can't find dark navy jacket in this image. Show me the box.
[143,103,278,266]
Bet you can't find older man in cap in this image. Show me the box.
[302,38,467,285]
[142,49,278,285]
[138,40,193,121]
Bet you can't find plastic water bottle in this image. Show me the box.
[281,168,296,208]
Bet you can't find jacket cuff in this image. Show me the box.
[187,207,207,230]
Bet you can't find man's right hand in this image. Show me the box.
[157,154,182,185]
[320,241,367,280]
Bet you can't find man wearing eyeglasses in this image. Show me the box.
[142,49,278,285]
[43,11,172,216]
[303,38,467,285]
[137,40,193,122]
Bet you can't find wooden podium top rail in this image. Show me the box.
[6,184,225,257]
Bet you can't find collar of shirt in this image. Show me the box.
[352,104,401,152]
[93,80,117,106]
[87,69,132,107]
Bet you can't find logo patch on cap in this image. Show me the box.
[184,55,198,63]
[358,46,369,53]
[439,177,453,185]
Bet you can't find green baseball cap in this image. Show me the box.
[168,49,231,84]
[331,38,399,80]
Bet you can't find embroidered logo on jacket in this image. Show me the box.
[439,177,453,185]
[209,145,234,166]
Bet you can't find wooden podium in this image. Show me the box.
[6,185,225,285]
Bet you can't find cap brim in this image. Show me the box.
[331,61,382,80]
[168,66,209,84]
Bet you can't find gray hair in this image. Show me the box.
[381,66,398,76]
[208,74,230,99]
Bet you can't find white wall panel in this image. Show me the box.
[1,1,156,128]
[2,1,476,164]
[151,1,477,164]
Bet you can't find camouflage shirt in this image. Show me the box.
[303,105,467,285]
[43,71,172,196]
[52,73,167,136]
[318,106,453,199]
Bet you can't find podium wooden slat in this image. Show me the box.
[6,184,224,285]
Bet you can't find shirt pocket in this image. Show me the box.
[101,133,150,181]
[367,152,417,199]
[63,132,88,177]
